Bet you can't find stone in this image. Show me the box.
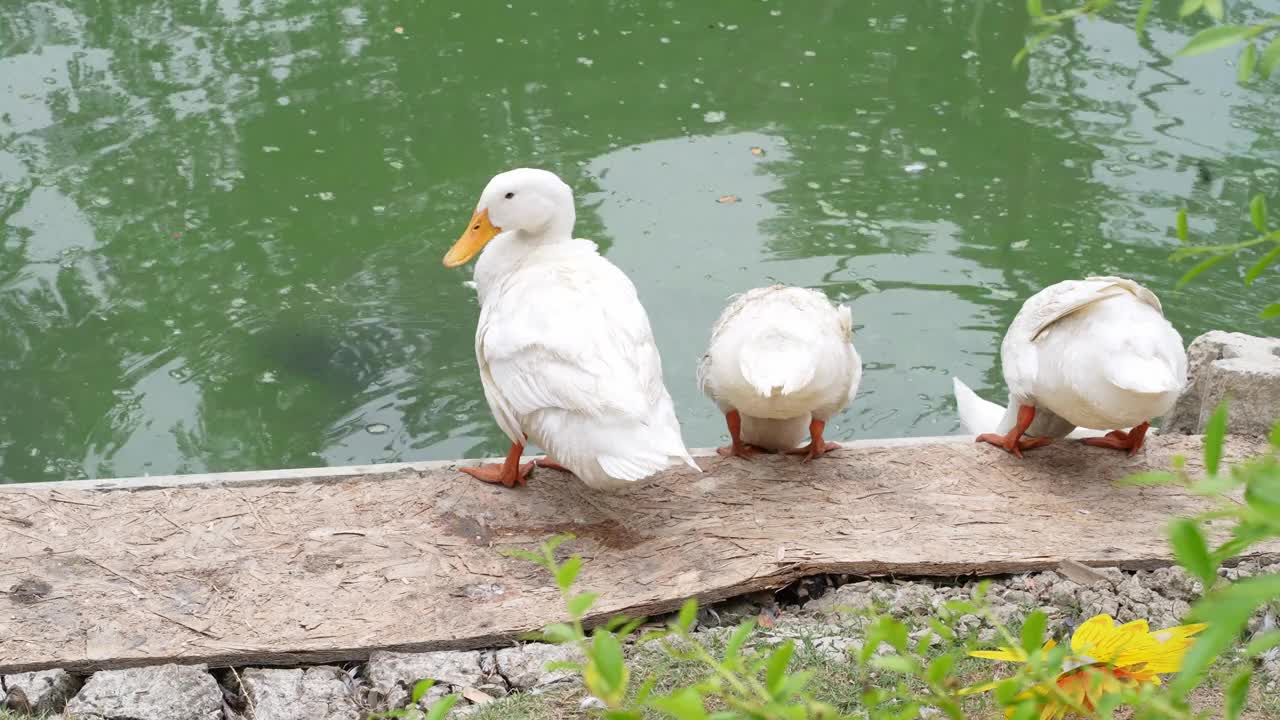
[365,650,491,711]
[2,669,82,715]
[241,667,358,720]
[1165,331,1280,436]
[64,664,221,720]
[494,644,581,691]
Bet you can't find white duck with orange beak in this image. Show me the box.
[443,168,699,490]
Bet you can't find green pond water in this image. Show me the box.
[1,1,1277,483]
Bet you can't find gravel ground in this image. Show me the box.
[5,560,1276,719]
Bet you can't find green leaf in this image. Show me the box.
[498,547,544,564]
[1178,25,1253,57]
[1204,400,1228,475]
[1262,36,1280,77]
[1252,194,1269,232]
[765,641,795,696]
[1244,245,1280,286]
[1261,303,1280,319]
[1136,0,1154,36]
[1027,0,1043,17]
[566,592,599,618]
[425,695,458,720]
[869,655,917,673]
[1271,419,1280,448]
[555,556,582,591]
[1009,701,1040,720]
[1020,610,1047,655]
[1245,629,1280,657]
[591,631,626,692]
[676,598,698,631]
[1179,0,1204,16]
[1177,253,1229,287]
[1238,42,1258,83]
[651,688,708,720]
[1170,518,1216,587]
[995,679,1023,705]
[724,620,755,661]
[1204,0,1225,21]
[410,678,435,704]
[1226,668,1252,720]
[541,623,578,644]
[1175,574,1280,696]
[1176,207,1189,242]
[927,654,955,685]
[1245,469,1280,511]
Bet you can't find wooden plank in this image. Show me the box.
[1,434,1275,674]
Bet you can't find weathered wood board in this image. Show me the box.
[1,434,1275,674]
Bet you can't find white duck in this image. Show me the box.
[442,168,699,489]
[697,285,862,461]
[957,276,1187,457]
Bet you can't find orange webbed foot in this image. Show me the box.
[976,433,1053,458]
[1081,423,1149,456]
[534,457,571,473]
[460,461,535,488]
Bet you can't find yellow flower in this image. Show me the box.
[964,614,1206,719]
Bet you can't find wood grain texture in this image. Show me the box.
[1,434,1274,674]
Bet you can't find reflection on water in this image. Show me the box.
[0,0,1277,482]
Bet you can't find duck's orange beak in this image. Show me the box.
[443,209,501,268]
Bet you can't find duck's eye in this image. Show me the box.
[504,192,515,199]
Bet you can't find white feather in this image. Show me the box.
[698,285,862,451]
[971,276,1187,436]
[465,169,698,490]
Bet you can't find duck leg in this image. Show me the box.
[976,405,1055,458]
[786,418,842,462]
[1081,422,1150,456]
[535,457,571,472]
[460,442,535,487]
[717,410,766,459]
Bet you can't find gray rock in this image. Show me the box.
[1165,331,1280,436]
[365,650,490,711]
[494,644,581,691]
[64,664,220,720]
[3,669,82,714]
[241,667,358,720]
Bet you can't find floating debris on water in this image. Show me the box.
[904,161,928,174]
[365,422,390,435]
[393,26,404,34]
[317,191,335,201]
[1011,239,1030,250]
[750,146,764,156]
[262,145,281,153]
[259,371,278,384]
[577,57,594,66]
[717,195,740,204]
[919,147,938,156]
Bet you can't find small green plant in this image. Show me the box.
[1017,0,1280,83]
[367,678,458,720]
[1171,198,1280,318]
[504,534,846,719]
[1126,402,1280,710]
